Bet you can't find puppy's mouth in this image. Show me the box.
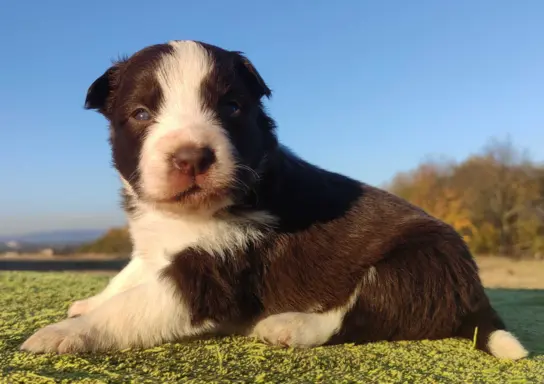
[157,171,209,203]
[174,184,202,200]
[145,168,234,206]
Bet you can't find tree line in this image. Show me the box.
[79,138,544,258]
[387,138,544,258]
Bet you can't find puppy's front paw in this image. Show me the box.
[20,318,96,354]
[251,312,333,348]
[67,298,97,318]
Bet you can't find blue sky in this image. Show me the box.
[1,0,543,235]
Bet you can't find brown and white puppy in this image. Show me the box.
[21,40,528,360]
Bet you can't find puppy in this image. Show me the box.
[21,40,528,360]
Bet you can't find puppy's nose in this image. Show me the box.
[172,146,216,175]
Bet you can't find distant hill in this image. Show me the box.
[0,229,106,249]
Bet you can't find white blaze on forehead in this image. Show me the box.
[156,40,215,139]
[138,40,237,204]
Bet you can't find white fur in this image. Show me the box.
[21,275,213,353]
[129,197,270,261]
[68,257,151,317]
[139,40,236,202]
[250,284,362,347]
[487,329,529,360]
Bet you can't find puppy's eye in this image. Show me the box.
[132,108,151,121]
[221,101,241,117]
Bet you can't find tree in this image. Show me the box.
[388,137,544,258]
[78,227,132,255]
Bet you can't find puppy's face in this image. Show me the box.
[85,40,276,213]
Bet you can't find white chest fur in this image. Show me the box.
[128,206,269,263]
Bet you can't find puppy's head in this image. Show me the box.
[85,40,277,214]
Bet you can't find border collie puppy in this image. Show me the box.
[21,40,528,360]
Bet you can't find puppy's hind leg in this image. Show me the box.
[250,311,345,348]
[250,286,361,348]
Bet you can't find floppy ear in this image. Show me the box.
[233,52,271,100]
[84,64,121,112]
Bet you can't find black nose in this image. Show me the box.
[172,146,216,175]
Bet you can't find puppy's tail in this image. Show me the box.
[456,305,529,360]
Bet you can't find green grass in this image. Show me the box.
[1,272,543,383]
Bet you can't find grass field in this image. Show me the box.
[1,271,543,383]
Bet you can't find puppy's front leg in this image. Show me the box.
[67,256,153,318]
[21,274,212,354]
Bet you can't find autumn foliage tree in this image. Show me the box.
[78,227,132,255]
[388,138,544,258]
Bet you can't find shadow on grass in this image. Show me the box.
[486,288,544,356]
